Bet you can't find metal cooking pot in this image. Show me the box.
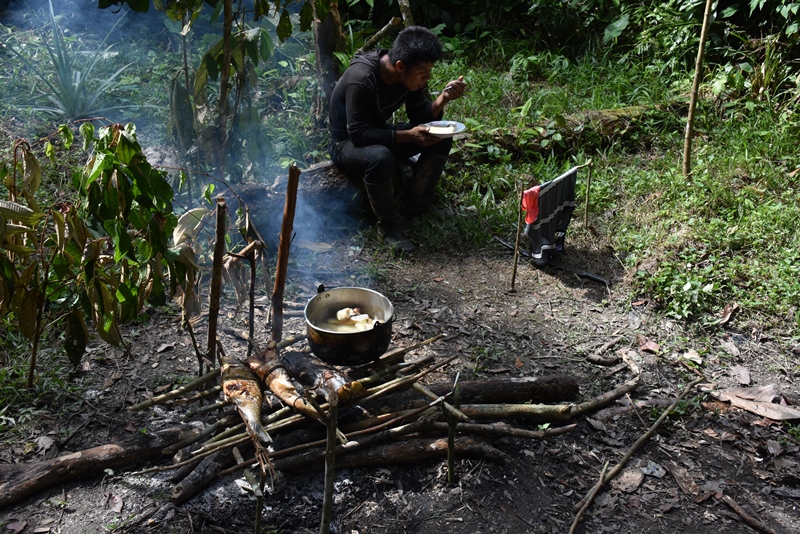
[304,287,394,366]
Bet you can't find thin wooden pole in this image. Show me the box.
[583,160,593,228]
[319,391,338,534]
[271,166,300,343]
[207,197,227,370]
[683,0,714,177]
[510,185,524,292]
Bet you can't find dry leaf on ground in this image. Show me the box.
[667,462,699,496]
[718,302,739,325]
[713,385,800,420]
[612,468,644,493]
[729,364,751,385]
[719,335,740,357]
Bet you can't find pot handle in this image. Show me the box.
[374,314,395,332]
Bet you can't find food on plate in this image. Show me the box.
[427,123,456,135]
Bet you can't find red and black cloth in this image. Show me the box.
[521,167,578,267]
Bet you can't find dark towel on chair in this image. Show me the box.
[522,167,577,267]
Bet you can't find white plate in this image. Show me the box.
[424,121,466,138]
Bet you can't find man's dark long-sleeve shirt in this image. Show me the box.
[328,50,441,148]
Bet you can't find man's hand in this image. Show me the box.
[431,75,466,116]
[440,76,466,102]
[397,126,443,147]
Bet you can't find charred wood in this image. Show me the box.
[171,448,236,505]
[281,350,364,402]
[355,374,579,416]
[278,436,505,475]
[0,427,192,507]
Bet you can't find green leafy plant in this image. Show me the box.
[7,0,134,121]
[0,122,198,386]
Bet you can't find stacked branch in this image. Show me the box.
[0,334,644,509]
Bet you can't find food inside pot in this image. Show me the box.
[322,307,378,333]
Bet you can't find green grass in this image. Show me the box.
[424,34,800,332]
[2,12,799,359]
[0,326,78,435]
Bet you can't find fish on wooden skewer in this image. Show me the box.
[247,349,323,424]
[221,356,272,443]
[281,350,364,401]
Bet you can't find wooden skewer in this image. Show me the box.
[510,185,525,292]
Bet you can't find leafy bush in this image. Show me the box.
[0,122,197,386]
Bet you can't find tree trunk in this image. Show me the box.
[311,0,346,123]
[214,0,234,173]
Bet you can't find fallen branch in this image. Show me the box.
[569,462,609,534]
[570,377,705,530]
[0,427,191,507]
[586,336,623,365]
[128,368,221,412]
[721,494,777,534]
[429,421,577,440]
[459,403,572,421]
[569,376,640,417]
[594,398,676,422]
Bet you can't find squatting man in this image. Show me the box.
[328,26,466,253]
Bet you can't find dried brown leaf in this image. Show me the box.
[667,462,699,496]
[109,493,123,513]
[611,468,644,493]
[714,385,800,420]
[681,349,703,365]
[5,519,27,534]
[719,336,740,357]
[718,384,778,403]
[156,342,175,353]
[635,334,659,353]
[729,365,750,385]
[718,301,739,325]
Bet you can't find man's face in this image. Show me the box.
[397,61,434,91]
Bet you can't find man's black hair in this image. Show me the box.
[388,26,443,68]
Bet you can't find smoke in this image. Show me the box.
[2,0,370,264]
[1,0,165,38]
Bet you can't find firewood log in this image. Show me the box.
[171,449,235,505]
[0,427,192,507]
[274,436,506,474]
[356,374,578,416]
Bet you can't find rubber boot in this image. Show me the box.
[364,180,415,254]
[404,153,448,218]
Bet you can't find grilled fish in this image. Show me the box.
[221,356,272,443]
[247,350,323,423]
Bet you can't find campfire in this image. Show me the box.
[0,166,697,534]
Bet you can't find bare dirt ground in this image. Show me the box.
[2,174,800,534]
